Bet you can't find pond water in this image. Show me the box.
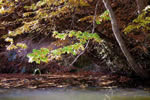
[0,88,150,100]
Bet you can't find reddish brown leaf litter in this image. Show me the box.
[0,72,134,89]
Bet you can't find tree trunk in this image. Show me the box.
[136,0,148,14]
[102,0,149,78]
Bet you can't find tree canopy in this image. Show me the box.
[0,0,150,78]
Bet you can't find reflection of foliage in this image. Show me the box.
[124,6,150,34]
[27,31,101,64]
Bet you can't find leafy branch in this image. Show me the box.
[124,6,150,34]
[27,30,101,64]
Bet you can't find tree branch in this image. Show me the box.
[103,0,149,78]
[70,0,100,66]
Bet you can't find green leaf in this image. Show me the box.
[35,59,40,64]
[72,50,77,55]
[40,48,49,55]
[96,20,101,24]
[33,49,38,53]
[40,57,48,63]
[27,53,34,57]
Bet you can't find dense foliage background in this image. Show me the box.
[0,0,150,78]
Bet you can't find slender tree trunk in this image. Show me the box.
[136,0,148,14]
[102,0,149,78]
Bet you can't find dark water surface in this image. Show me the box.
[0,88,150,100]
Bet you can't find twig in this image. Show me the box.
[70,0,100,66]
[70,7,76,29]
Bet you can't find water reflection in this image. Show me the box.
[0,88,150,100]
